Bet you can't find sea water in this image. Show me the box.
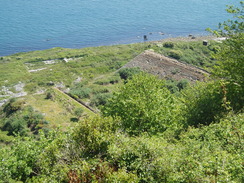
[0,0,238,56]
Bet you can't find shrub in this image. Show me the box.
[72,116,118,157]
[94,79,111,85]
[45,91,55,100]
[177,79,189,91]
[92,87,109,94]
[167,50,183,59]
[3,98,25,116]
[0,130,14,144]
[165,80,179,93]
[118,67,141,80]
[1,106,47,136]
[107,113,244,182]
[74,108,84,119]
[2,117,28,136]
[70,87,92,99]
[108,134,183,182]
[108,75,120,84]
[181,81,230,127]
[163,42,174,48]
[91,93,112,107]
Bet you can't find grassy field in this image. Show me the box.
[24,87,96,129]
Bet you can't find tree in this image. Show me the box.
[207,1,244,83]
[102,73,182,135]
[207,1,244,111]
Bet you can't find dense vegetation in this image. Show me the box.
[0,2,243,182]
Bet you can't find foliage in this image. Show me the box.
[0,112,243,182]
[72,116,118,157]
[118,67,141,80]
[0,130,14,144]
[167,50,183,59]
[0,130,60,182]
[178,113,244,182]
[1,102,48,136]
[165,79,190,93]
[212,34,244,86]
[93,75,120,85]
[2,98,25,117]
[74,108,84,119]
[90,93,112,107]
[103,73,182,135]
[181,81,230,126]
[163,42,174,48]
[107,113,244,182]
[0,3,243,182]
[207,1,244,37]
[176,79,189,91]
[207,1,244,111]
[70,87,92,99]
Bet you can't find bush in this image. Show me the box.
[0,130,14,144]
[3,98,25,116]
[72,116,118,157]
[167,50,183,59]
[108,134,183,182]
[181,81,230,126]
[107,113,244,182]
[108,75,120,84]
[177,79,189,91]
[91,93,112,107]
[1,106,47,136]
[118,67,141,80]
[70,87,92,99]
[163,42,174,48]
[74,108,84,119]
[45,89,55,100]
[0,130,65,182]
[2,117,28,136]
[94,79,111,85]
[92,87,109,94]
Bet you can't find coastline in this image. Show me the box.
[1,35,219,57]
[152,35,218,43]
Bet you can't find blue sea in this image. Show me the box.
[0,0,238,56]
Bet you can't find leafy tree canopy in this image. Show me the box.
[102,73,182,135]
[207,1,244,110]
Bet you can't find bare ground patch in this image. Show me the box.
[122,50,209,82]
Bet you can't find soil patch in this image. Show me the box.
[122,50,209,82]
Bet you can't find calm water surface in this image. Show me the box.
[0,0,238,56]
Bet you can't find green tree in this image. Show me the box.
[102,73,182,135]
[207,1,244,111]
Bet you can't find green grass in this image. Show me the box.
[24,88,96,129]
[0,39,220,132]
[0,43,149,89]
[152,40,219,68]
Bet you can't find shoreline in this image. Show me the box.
[151,35,218,43]
[1,34,219,57]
